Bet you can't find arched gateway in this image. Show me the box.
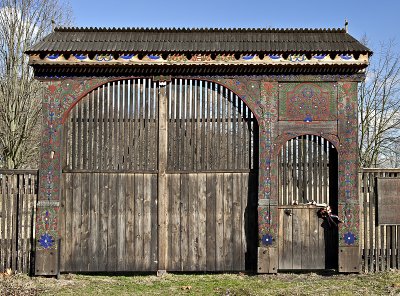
[27,27,371,275]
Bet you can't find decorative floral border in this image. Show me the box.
[29,52,369,66]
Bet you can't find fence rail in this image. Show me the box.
[0,170,38,274]
[360,168,400,272]
[1,168,400,274]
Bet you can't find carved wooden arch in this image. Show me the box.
[60,77,263,125]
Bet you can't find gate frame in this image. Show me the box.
[33,76,361,275]
[27,27,370,276]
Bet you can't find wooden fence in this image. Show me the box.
[1,168,400,274]
[360,168,400,272]
[0,170,38,274]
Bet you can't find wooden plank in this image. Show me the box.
[197,173,207,271]
[134,173,144,270]
[232,173,242,270]
[223,173,233,270]
[168,174,181,271]
[150,174,158,271]
[301,208,311,269]
[107,83,114,169]
[125,173,135,270]
[241,173,249,270]
[282,142,287,205]
[307,136,312,202]
[143,174,152,270]
[17,174,23,272]
[309,207,319,269]
[206,173,216,270]
[215,173,224,270]
[80,173,90,271]
[188,173,199,271]
[89,173,99,271]
[93,87,99,170]
[158,82,168,271]
[98,173,108,271]
[180,174,189,270]
[71,173,81,271]
[132,80,138,170]
[391,226,396,268]
[116,173,126,270]
[107,173,117,271]
[279,207,292,269]
[292,207,302,269]
[88,91,94,170]
[82,96,88,170]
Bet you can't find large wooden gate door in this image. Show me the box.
[277,135,338,270]
[60,78,258,272]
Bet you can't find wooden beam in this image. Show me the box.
[157,82,168,271]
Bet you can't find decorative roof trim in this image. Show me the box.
[29,52,369,67]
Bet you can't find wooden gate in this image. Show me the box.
[60,78,258,272]
[277,135,338,270]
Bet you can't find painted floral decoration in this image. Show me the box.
[38,233,54,249]
[343,231,356,245]
[261,234,273,246]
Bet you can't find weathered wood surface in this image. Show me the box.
[60,172,158,272]
[376,178,400,225]
[278,205,328,270]
[360,169,400,272]
[166,172,258,271]
[0,170,38,274]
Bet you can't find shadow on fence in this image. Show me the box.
[1,168,399,274]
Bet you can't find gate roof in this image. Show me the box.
[28,27,370,54]
[27,27,371,77]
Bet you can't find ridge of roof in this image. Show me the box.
[54,27,347,33]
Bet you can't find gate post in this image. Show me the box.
[257,81,279,273]
[35,78,107,276]
[157,81,168,272]
[337,82,361,272]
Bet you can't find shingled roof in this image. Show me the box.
[28,27,371,54]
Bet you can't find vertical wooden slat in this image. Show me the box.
[232,173,241,270]
[194,173,205,271]
[307,136,312,202]
[223,173,233,270]
[107,173,117,271]
[188,173,199,271]
[180,174,189,270]
[206,173,216,270]
[168,174,181,270]
[215,173,224,270]
[143,174,152,270]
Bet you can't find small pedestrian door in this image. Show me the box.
[277,135,338,270]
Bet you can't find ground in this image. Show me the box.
[1,271,400,296]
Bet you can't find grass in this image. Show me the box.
[1,270,400,296]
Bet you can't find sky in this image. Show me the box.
[68,0,400,53]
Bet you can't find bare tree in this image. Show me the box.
[359,40,400,168]
[0,0,72,168]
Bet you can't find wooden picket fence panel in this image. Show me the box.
[0,170,38,274]
[360,168,400,272]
